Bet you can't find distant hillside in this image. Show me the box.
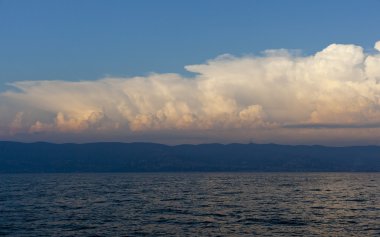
[0,142,379,173]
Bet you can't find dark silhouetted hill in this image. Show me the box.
[0,142,379,173]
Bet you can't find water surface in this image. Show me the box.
[1,173,379,236]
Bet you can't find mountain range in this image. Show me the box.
[1,141,379,173]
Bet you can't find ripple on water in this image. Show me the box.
[0,173,379,236]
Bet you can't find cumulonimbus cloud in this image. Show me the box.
[1,41,380,145]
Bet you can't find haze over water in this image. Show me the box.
[1,173,379,236]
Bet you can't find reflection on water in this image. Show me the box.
[0,173,379,236]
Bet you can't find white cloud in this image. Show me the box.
[375,41,380,51]
[1,41,380,145]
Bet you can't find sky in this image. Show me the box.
[1,0,380,145]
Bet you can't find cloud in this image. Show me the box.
[1,41,380,145]
[283,123,380,129]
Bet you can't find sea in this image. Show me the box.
[0,173,379,236]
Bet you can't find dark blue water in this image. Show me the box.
[0,173,379,236]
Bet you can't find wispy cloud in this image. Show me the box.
[283,123,380,129]
[1,41,380,145]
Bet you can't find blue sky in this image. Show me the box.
[1,0,380,88]
[1,0,380,145]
